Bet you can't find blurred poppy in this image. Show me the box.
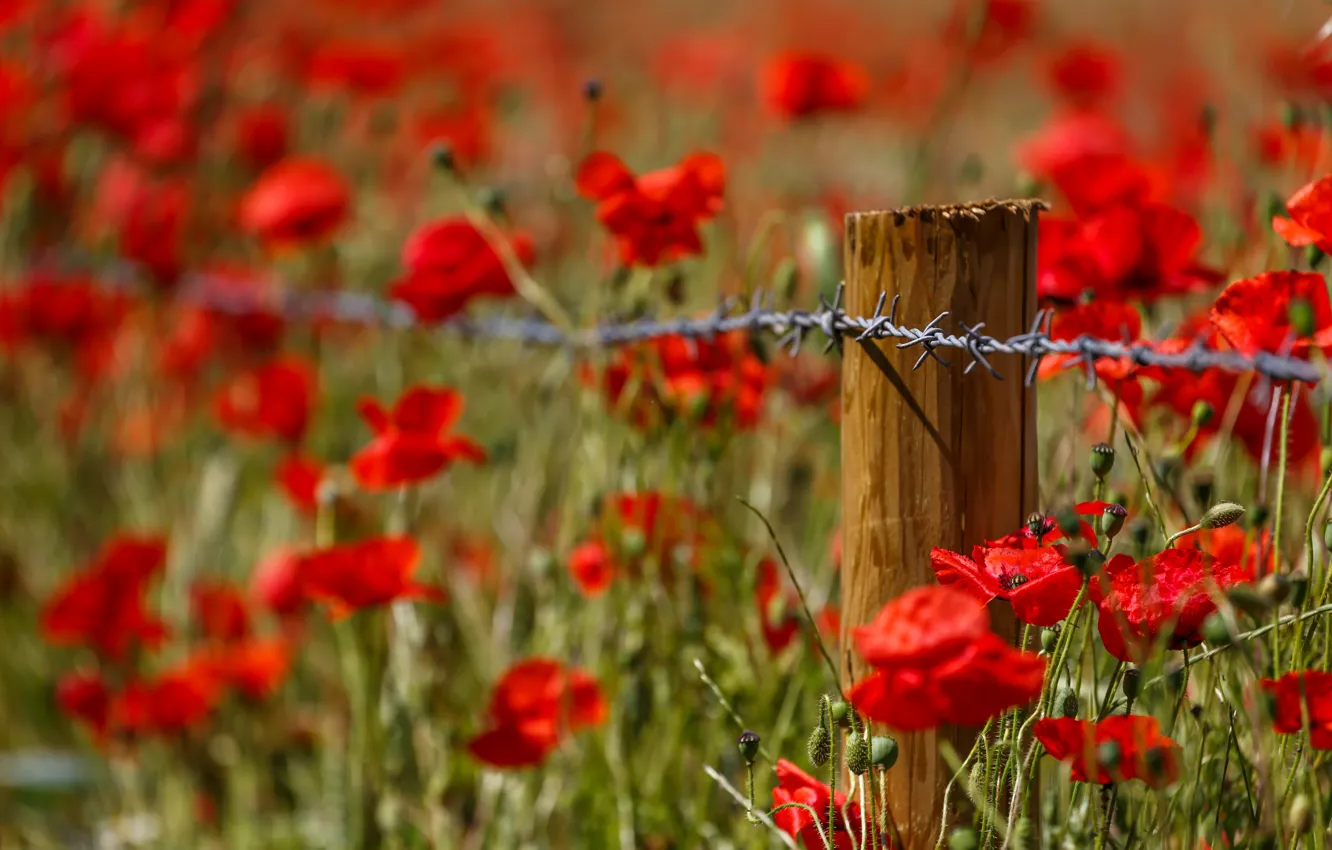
[759,51,869,120]
[109,660,221,736]
[1044,41,1120,107]
[1034,715,1182,786]
[771,758,864,849]
[946,0,1037,65]
[205,638,292,701]
[250,548,306,618]
[1209,271,1332,357]
[190,581,250,644]
[235,104,289,171]
[389,219,533,323]
[349,385,486,490]
[305,40,405,98]
[931,545,1084,626]
[275,454,325,515]
[567,539,615,598]
[575,150,725,267]
[56,671,113,739]
[1036,300,1142,382]
[41,536,169,662]
[212,356,317,443]
[755,557,800,654]
[239,157,350,249]
[1261,671,1332,749]
[1274,176,1332,252]
[467,659,607,768]
[298,536,444,618]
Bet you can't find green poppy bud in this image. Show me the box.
[1290,794,1313,834]
[830,700,850,729]
[1040,628,1058,654]
[948,827,981,850]
[846,732,870,776]
[1202,612,1235,645]
[871,736,899,769]
[1056,509,1081,539]
[1067,542,1106,578]
[1190,401,1215,428]
[1056,687,1079,718]
[807,723,831,768]
[1201,502,1245,530]
[737,730,760,765]
[1090,442,1116,480]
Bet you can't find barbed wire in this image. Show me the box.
[157,270,1320,386]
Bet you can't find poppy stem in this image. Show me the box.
[1271,385,1292,674]
[1123,433,1169,545]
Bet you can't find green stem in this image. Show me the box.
[827,709,837,849]
[1039,582,1089,717]
[1291,467,1332,670]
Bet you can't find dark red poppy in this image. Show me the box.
[349,385,486,490]
[1044,41,1120,107]
[756,557,801,654]
[388,219,534,323]
[250,548,306,618]
[1016,111,1130,183]
[1033,715,1182,786]
[304,41,404,97]
[41,536,169,662]
[931,546,1084,626]
[1091,548,1253,662]
[6,274,130,352]
[235,104,289,171]
[275,454,325,515]
[212,356,316,444]
[1254,123,1325,171]
[298,536,444,618]
[467,659,607,768]
[759,51,869,120]
[56,671,113,739]
[771,758,865,850]
[239,157,350,249]
[190,581,250,644]
[575,150,725,267]
[109,660,221,736]
[567,539,615,598]
[1210,270,1332,358]
[1260,671,1332,749]
[414,104,493,171]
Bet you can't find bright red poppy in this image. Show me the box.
[349,385,486,490]
[190,580,251,644]
[238,157,350,249]
[1033,715,1182,786]
[298,536,444,618]
[759,51,869,120]
[1091,548,1252,662]
[275,454,325,515]
[575,150,725,267]
[1209,271,1332,358]
[41,536,169,662]
[1260,671,1332,749]
[1272,176,1332,253]
[567,539,615,598]
[931,545,1084,626]
[250,548,306,618]
[771,758,865,850]
[204,638,292,701]
[1036,300,1143,382]
[467,659,607,768]
[212,356,317,444]
[388,218,534,322]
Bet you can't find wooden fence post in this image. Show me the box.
[840,200,1042,849]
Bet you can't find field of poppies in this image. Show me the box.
[5,0,1332,848]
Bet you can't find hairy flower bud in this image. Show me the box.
[1201,502,1245,530]
[948,827,981,850]
[830,700,850,729]
[846,731,870,776]
[807,723,831,768]
[871,735,898,769]
[1122,667,1142,701]
[1090,442,1115,480]
[1056,687,1078,718]
[737,730,760,765]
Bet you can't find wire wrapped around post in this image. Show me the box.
[839,200,1043,848]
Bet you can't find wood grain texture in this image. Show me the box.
[840,200,1042,849]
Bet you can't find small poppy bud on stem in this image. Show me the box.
[870,735,898,769]
[1121,667,1141,701]
[737,730,760,765]
[1056,509,1081,539]
[1190,401,1214,428]
[1090,442,1116,480]
[1066,541,1105,578]
[1056,686,1078,718]
[1201,502,1245,530]
[1040,628,1058,654]
[829,700,850,729]
[808,697,832,767]
[1322,517,1332,552]
[845,729,870,776]
[1026,511,1046,540]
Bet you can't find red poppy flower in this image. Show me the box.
[388,218,534,323]
[1272,176,1332,254]
[239,157,350,249]
[1036,300,1143,382]
[1091,548,1253,662]
[190,581,250,644]
[42,536,169,662]
[1017,111,1130,182]
[759,51,869,120]
[931,546,1084,626]
[275,454,325,515]
[109,661,221,736]
[945,0,1037,65]
[575,150,725,267]
[851,585,990,669]
[1044,41,1120,107]
[982,501,1106,551]
[205,638,292,701]
[6,274,130,351]
[212,356,316,444]
[1209,271,1332,358]
[468,659,607,768]
[349,385,486,490]
[771,758,864,850]
[1261,671,1332,749]
[756,557,801,654]
[298,537,443,618]
[1033,715,1182,786]
[415,104,493,171]
[234,104,289,171]
[567,539,615,598]
[56,671,113,739]
[250,548,306,617]
[305,41,404,97]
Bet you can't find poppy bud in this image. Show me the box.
[1289,794,1313,834]
[1066,542,1105,577]
[846,731,870,775]
[948,827,981,850]
[582,79,604,101]
[737,730,760,765]
[871,735,898,769]
[773,258,800,303]
[1289,571,1310,608]
[1226,585,1268,618]
[1099,504,1128,541]
[1201,502,1245,530]
[1056,687,1078,718]
[1308,245,1327,270]
[1323,518,1332,552]
[830,700,851,728]
[1258,573,1291,607]
[1202,611,1235,645]
[807,722,831,768]
[1013,817,1034,850]
[1097,740,1122,776]
[1026,512,1046,538]
[1090,442,1115,480]
[1121,667,1142,701]
[1040,628,1058,654]
[1190,473,1214,510]
[430,142,456,172]
[1289,297,1317,338]
[1190,401,1214,428]
[1056,509,1081,539]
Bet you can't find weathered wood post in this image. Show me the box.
[840,200,1042,849]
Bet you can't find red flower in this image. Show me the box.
[239,157,350,249]
[250,548,306,617]
[1091,548,1253,662]
[275,454,325,515]
[567,539,615,598]
[234,104,289,171]
[931,546,1084,626]
[467,659,607,768]
[212,356,316,443]
[1044,41,1120,107]
[349,386,486,490]
[1209,271,1332,358]
[1273,176,1332,253]
[759,51,869,120]
[575,150,724,267]
[1036,300,1143,382]
[388,218,534,323]
[56,671,113,739]
[1033,715,1182,786]
[42,536,169,662]
[946,0,1037,65]
[771,758,865,849]
[109,661,221,736]
[305,40,404,97]
[849,586,1045,730]
[205,638,292,701]
[1261,671,1332,750]
[984,502,1107,550]
[190,581,250,644]
[756,558,801,655]
[298,536,444,618]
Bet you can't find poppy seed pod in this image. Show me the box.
[1121,667,1141,700]
[1201,502,1245,530]
[1099,504,1128,541]
[1056,509,1081,538]
[871,735,898,769]
[1190,401,1214,428]
[1066,542,1105,577]
[1026,512,1046,538]
[1040,628,1058,654]
[1056,686,1078,718]
[829,700,850,729]
[846,731,870,775]
[1289,297,1317,338]
[737,730,760,765]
